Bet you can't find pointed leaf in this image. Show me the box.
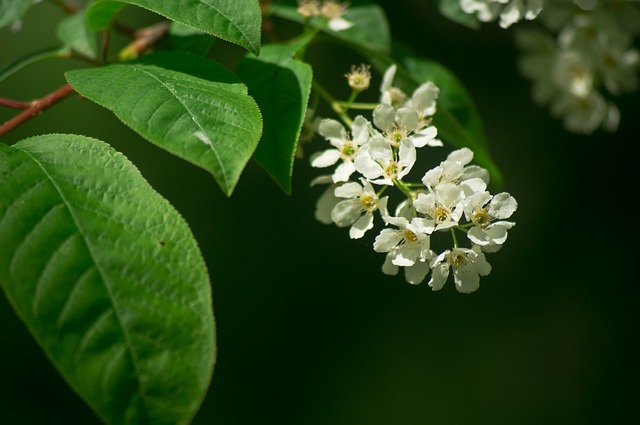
[57,10,99,60]
[168,22,215,56]
[236,44,313,193]
[87,0,262,54]
[66,52,263,196]
[0,134,215,425]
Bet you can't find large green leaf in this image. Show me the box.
[66,51,263,196]
[0,0,32,29]
[236,44,313,194]
[86,0,262,54]
[269,4,391,54]
[0,134,215,425]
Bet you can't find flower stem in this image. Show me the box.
[450,228,459,249]
[0,84,76,138]
[393,178,414,200]
[313,80,353,127]
[337,101,378,110]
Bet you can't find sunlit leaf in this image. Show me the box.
[66,51,263,196]
[0,134,215,425]
[87,0,262,54]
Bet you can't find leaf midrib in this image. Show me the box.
[133,65,230,187]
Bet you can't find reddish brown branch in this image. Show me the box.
[0,98,32,109]
[0,84,76,138]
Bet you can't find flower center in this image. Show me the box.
[433,207,450,224]
[388,88,408,109]
[472,209,490,226]
[385,126,408,148]
[340,141,356,160]
[383,160,400,179]
[321,1,346,19]
[448,253,467,269]
[403,228,418,243]
[359,193,377,211]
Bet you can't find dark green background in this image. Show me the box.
[1,1,638,424]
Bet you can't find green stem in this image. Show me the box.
[450,228,459,249]
[393,178,414,200]
[0,46,71,85]
[341,90,360,112]
[338,101,379,110]
[313,80,353,127]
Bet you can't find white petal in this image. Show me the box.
[331,200,362,227]
[447,147,473,165]
[373,104,396,131]
[373,229,403,252]
[318,119,347,141]
[334,182,362,198]
[310,149,340,168]
[349,212,374,239]
[428,261,449,291]
[380,64,397,93]
[396,107,419,131]
[354,156,382,180]
[392,243,419,267]
[351,115,371,144]
[332,160,356,182]
[404,261,430,285]
[489,192,518,219]
[453,265,481,293]
[382,252,399,275]
[315,186,339,224]
[328,17,354,31]
[411,82,439,116]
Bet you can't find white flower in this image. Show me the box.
[373,103,441,148]
[331,178,389,239]
[311,175,341,224]
[413,183,465,231]
[464,191,517,252]
[409,81,439,120]
[354,135,416,185]
[428,245,492,293]
[374,216,433,267]
[460,0,542,28]
[310,116,371,182]
[379,64,409,108]
[320,0,354,31]
[421,148,488,194]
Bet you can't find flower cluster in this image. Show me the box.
[296,0,353,31]
[460,0,543,28]
[309,65,517,293]
[515,0,640,134]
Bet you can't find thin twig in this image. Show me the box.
[0,84,76,138]
[0,98,31,109]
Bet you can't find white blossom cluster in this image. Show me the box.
[309,65,518,293]
[459,0,543,28]
[515,0,640,134]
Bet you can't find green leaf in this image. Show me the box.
[236,44,313,194]
[56,10,99,60]
[168,22,215,56]
[436,0,481,30]
[66,51,263,196]
[87,0,262,54]
[0,0,32,29]
[269,4,391,54]
[0,134,215,425]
